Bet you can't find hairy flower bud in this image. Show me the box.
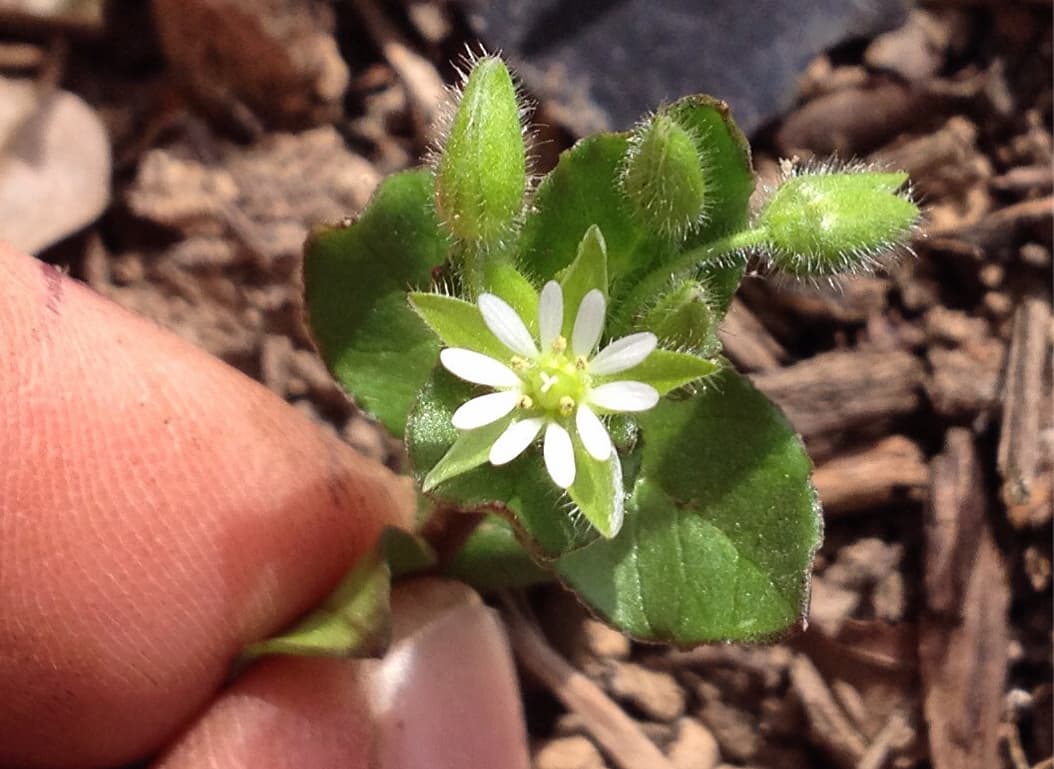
[641,279,717,354]
[434,56,527,246]
[620,113,708,239]
[756,169,919,276]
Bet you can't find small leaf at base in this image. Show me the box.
[240,528,437,663]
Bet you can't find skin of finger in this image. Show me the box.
[152,580,530,769]
[369,579,531,769]
[0,245,414,768]
[152,657,375,769]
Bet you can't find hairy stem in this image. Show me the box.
[612,226,768,332]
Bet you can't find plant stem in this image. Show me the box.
[612,226,769,332]
[459,245,487,300]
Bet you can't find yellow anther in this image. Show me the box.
[575,355,589,370]
[559,396,575,416]
[551,336,567,353]
[510,355,530,371]
[518,394,534,409]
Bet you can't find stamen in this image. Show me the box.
[518,394,534,409]
[510,355,530,371]
[559,396,575,416]
[551,335,567,353]
[574,355,589,370]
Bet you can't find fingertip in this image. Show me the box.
[154,580,530,769]
[0,244,414,766]
[367,580,531,769]
[153,657,374,769]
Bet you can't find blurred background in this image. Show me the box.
[0,1,1050,768]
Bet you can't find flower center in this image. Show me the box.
[522,346,588,417]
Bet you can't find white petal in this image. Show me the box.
[539,281,563,348]
[440,348,521,387]
[478,293,538,357]
[544,422,576,488]
[589,332,658,376]
[489,417,545,465]
[571,289,606,356]
[452,391,521,430]
[576,405,612,461]
[589,381,660,412]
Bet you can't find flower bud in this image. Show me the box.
[757,170,919,276]
[641,279,717,354]
[435,56,527,245]
[620,113,708,239]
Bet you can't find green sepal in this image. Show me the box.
[407,367,599,558]
[407,292,511,363]
[558,224,609,335]
[421,416,511,492]
[607,349,719,396]
[568,443,624,538]
[240,528,437,662]
[483,261,539,325]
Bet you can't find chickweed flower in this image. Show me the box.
[409,226,719,537]
[441,280,659,488]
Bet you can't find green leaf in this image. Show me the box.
[303,170,448,437]
[435,57,526,245]
[556,369,822,644]
[568,444,624,538]
[666,96,754,249]
[445,515,554,591]
[407,367,599,559]
[608,349,719,396]
[668,96,755,319]
[407,292,510,362]
[518,134,676,294]
[240,528,437,662]
[422,416,511,492]
[522,100,754,338]
[380,527,438,579]
[558,224,609,334]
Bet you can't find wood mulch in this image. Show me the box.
[2,1,1049,768]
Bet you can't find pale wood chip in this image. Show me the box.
[921,429,1010,769]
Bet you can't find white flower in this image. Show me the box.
[439,281,659,489]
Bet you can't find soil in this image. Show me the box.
[3,2,1051,768]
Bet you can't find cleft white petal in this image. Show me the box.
[489,417,545,465]
[589,381,660,412]
[539,281,563,348]
[589,332,658,376]
[576,404,613,461]
[571,289,606,356]
[543,421,576,488]
[478,293,539,357]
[452,390,521,430]
[440,348,522,387]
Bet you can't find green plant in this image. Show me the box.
[266,53,918,655]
